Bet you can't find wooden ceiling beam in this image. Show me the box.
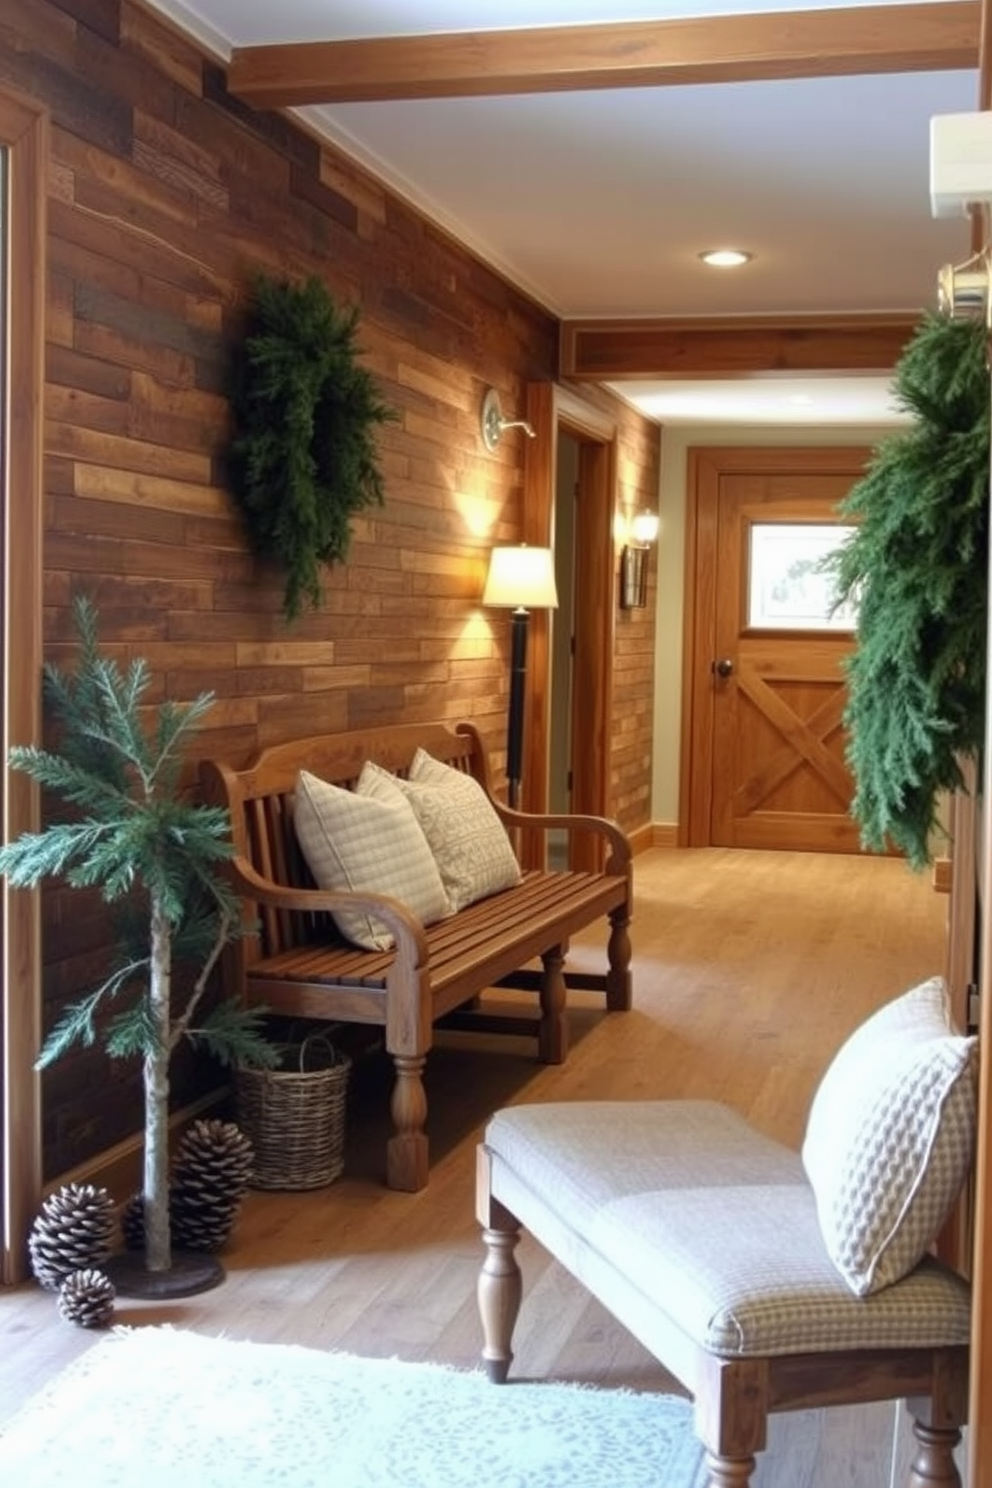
[227,3,979,109]
[560,314,919,380]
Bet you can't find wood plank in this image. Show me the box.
[560,314,917,381]
[46,343,131,400]
[120,2,206,96]
[45,382,131,438]
[227,3,980,108]
[46,422,212,484]
[51,491,186,546]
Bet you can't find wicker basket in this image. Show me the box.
[235,1034,351,1190]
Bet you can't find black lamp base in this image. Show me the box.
[506,608,529,809]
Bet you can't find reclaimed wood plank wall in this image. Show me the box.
[0,0,660,1176]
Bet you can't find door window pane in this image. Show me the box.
[747,523,856,631]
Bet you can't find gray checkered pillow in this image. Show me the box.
[801,976,977,1296]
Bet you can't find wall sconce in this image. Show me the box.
[483,544,558,807]
[619,509,659,610]
[480,388,536,452]
[937,249,991,323]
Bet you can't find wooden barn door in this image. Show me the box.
[681,446,871,853]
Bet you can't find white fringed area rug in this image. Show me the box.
[0,1326,708,1488]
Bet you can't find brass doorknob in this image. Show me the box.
[713,658,734,677]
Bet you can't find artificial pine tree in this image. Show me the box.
[830,310,991,868]
[0,596,278,1288]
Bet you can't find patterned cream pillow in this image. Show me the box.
[292,767,450,951]
[801,976,977,1296]
[364,750,520,912]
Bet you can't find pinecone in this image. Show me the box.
[119,1191,146,1252]
[28,1183,116,1291]
[170,1119,254,1253]
[57,1268,116,1328]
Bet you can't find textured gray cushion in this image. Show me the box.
[292,766,450,951]
[484,1100,971,1359]
[801,977,977,1297]
[370,749,521,911]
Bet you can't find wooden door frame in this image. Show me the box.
[1,86,46,1285]
[521,383,617,860]
[679,444,872,847]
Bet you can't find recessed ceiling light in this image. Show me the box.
[699,249,753,268]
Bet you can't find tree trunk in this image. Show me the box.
[143,900,172,1272]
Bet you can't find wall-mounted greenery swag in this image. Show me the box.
[831,310,990,868]
[228,273,397,621]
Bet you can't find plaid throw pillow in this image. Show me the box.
[293,767,450,951]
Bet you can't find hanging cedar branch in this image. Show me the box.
[227,273,397,622]
[830,311,990,868]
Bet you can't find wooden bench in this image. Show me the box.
[199,720,632,1192]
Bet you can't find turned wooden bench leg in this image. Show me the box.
[476,1147,523,1382]
[694,1355,768,1488]
[478,1224,523,1382]
[905,1346,968,1488]
[703,1455,757,1487]
[906,1421,963,1488]
[605,903,632,1011]
[386,1053,429,1192]
[538,944,568,1064]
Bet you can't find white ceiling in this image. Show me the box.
[146,0,978,425]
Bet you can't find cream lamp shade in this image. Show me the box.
[482,545,559,611]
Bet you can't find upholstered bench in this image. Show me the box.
[475,979,976,1487]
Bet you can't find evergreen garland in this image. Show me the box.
[830,311,990,867]
[228,273,397,622]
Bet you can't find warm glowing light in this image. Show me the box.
[482,545,559,610]
[699,249,753,268]
[630,509,660,545]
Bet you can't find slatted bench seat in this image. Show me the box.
[199,720,632,1192]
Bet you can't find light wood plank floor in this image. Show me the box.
[0,847,957,1484]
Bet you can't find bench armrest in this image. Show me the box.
[454,720,631,875]
[490,806,631,875]
[228,854,430,964]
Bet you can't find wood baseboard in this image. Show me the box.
[45,1088,229,1204]
[629,822,678,854]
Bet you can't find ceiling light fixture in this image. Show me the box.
[699,249,753,268]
